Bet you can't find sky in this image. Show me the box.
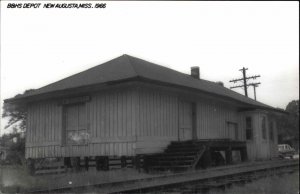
[0,1,299,135]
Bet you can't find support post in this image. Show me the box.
[95,156,101,171]
[240,147,248,162]
[131,157,135,167]
[204,147,212,168]
[103,156,109,171]
[143,155,149,173]
[121,156,127,168]
[84,157,89,171]
[225,146,232,165]
[135,155,141,172]
[71,157,81,171]
[27,158,35,175]
[64,157,72,173]
[64,157,71,168]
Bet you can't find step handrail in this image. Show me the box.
[191,145,206,169]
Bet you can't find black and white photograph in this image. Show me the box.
[0,1,299,193]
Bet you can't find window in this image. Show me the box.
[269,121,274,141]
[261,116,267,140]
[63,103,89,145]
[246,117,253,140]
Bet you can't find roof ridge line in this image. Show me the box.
[123,54,139,76]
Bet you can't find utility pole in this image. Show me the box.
[229,67,261,100]
[241,67,248,97]
[248,82,261,101]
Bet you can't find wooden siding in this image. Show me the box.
[135,89,178,154]
[26,88,137,159]
[269,118,279,158]
[196,100,240,140]
[135,86,244,154]
[242,111,279,161]
[25,82,278,160]
[26,101,62,147]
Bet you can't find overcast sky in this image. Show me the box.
[1,1,299,135]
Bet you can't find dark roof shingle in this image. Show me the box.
[5,54,280,111]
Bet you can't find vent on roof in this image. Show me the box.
[191,66,200,79]
[216,81,224,87]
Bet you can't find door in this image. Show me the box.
[179,101,196,141]
[227,122,238,140]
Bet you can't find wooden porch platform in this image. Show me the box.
[192,138,246,148]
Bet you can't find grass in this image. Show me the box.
[0,165,37,188]
[0,165,153,193]
[213,171,299,194]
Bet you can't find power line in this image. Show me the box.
[229,67,261,100]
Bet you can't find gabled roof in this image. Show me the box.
[5,54,282,112]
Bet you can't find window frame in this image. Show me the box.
[62,102,89,146]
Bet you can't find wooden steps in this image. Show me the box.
[144,141,206,172]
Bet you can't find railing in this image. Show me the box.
[191,145,206,169]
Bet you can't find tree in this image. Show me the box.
[0,131,25,164]
[277,100,299,149]
[286,100,299,115]
[2,89,35,132]
[1,89,34,164]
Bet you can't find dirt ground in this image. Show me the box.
[0,165,156,192]
[0,159,298,193]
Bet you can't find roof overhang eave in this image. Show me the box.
[4,76,286,115]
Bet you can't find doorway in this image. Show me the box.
[178,101,197,141]
[227,122,238,140]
